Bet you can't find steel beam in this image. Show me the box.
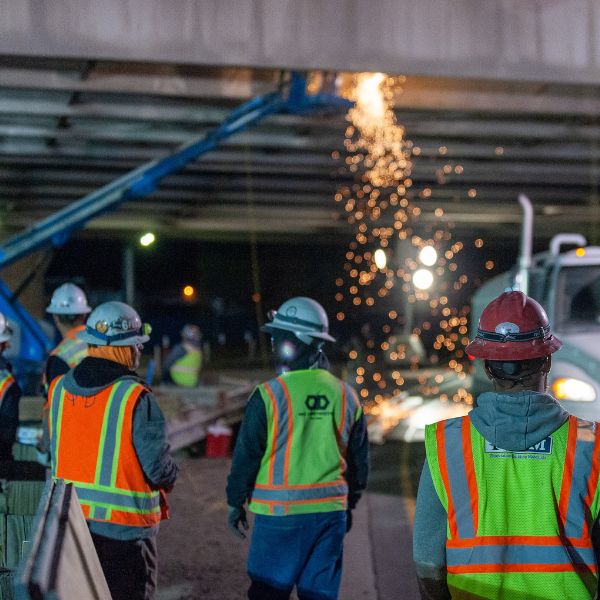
[0,72,352,374]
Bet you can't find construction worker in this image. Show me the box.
[46,301,178,600]
[44,282,92,387]
[0,313,20,461]
[227,297,369,600]
[162,324,202,387]
[413,290,600,599]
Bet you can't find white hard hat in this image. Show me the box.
[77,301,151,346]
[181,324,201,345]
[0,313,13,343]
[46,283,92,315]
[262,297,336,345]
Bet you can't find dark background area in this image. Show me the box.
[41,230,538,360]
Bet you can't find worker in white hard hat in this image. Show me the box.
[0,313,20,461]
[45,301,178,600]
[162,324,203,387]
[227,297,369,600]
[44,282,92,390]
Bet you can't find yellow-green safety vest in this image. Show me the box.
[170,349,202,388]
[425,414,600,599]
[248,369,362,516]
[51,326,88,368]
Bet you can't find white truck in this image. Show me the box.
[471,199,600,421]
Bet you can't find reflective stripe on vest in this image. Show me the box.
[51,325,88,368]
[431,415,600,576]
[48,376,161,527]
[248,371,359,515]
[0,371,14,407]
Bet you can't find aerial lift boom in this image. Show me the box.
[0,73,352,385]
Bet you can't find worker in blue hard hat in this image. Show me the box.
[44,282,92,390]
[227,297,369,600]
[0,313,20,461]
[162,324,203,387]
[45,301,177,600]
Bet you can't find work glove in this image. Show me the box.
[345,509,353,533]
[228,505,249,539]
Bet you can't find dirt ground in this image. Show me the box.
[156,455,251,600]
[156,442,422,600]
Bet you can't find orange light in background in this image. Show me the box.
[183,285,195,298]
[576,247,586,257]
[252,292,261,303]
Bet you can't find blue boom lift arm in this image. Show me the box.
[0,72,352,385]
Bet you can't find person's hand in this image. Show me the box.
[228,506,249,539]
[345,509,353,533]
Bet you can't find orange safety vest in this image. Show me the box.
[50,324,88,368]
[47,375,161,528]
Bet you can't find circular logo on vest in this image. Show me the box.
[495,322,520,335]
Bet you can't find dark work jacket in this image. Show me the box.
[226,367,369,511]
[51,357,178,541]
[44,354,70,394]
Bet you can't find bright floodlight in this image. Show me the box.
[374,249,387,269]
[413,269,434,290]
[419,246,437,267]
[139,232,155,247]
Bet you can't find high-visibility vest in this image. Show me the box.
[248,369,362,516]
[47,375,161,528]
[425,415,600,599]
[169,349,202,387]
[50,325,88,368]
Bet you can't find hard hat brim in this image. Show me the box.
[46,305,92,315]
[465,335,563,360]
[77,330,150,346]
[261,322,336,343]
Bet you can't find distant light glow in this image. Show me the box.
[139,232,155,247]
[183,285,195,298]
[413,269,434,290]
[419,246,438,267]
[576,247,586,257]
[374,249,387,269]
[552,377,596,402]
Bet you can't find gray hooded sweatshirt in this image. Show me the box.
[412,391,577,600]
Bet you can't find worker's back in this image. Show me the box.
[248,368,359,516]
[425,409,600,599]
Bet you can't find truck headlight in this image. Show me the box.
[552,378,596,402]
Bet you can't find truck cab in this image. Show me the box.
[471,238,600,421]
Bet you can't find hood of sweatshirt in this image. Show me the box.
[469,390,569,452]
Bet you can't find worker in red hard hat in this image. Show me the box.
[413,290,600,599]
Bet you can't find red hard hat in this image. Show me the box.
[466,291,562,360]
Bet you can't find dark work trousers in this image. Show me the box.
[91,532,157,600]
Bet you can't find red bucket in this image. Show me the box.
[205,421,232,457]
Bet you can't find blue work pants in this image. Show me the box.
[247,511,346,600]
